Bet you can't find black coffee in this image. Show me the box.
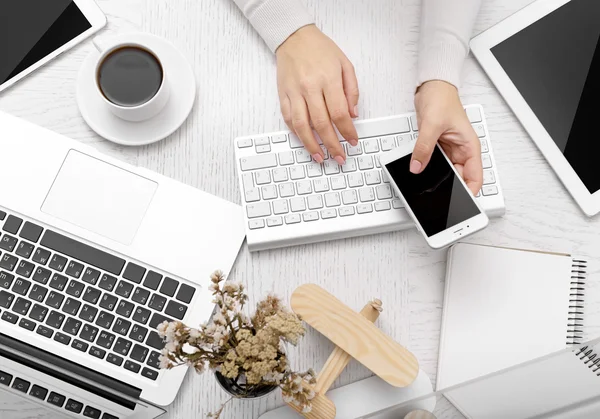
[97,46,163,107]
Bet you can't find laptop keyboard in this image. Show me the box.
[0,210,195,381]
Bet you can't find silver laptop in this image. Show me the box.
[0,111,246,418]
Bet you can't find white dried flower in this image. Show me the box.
[302,405,312,413]
[156,321,169,337]
[189,329,201,339]
[282,394,294,403]
[182,343,199,354]
[165,341,178,353]
[159,355,171,369]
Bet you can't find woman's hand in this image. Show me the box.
[412,80,483,195]
[276,25,359,165]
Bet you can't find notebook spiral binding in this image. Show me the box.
[576,345,600,377]
[567,259,587,346]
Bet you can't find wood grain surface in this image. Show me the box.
[1,1,599,418]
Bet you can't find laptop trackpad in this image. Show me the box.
[42,150,158,245]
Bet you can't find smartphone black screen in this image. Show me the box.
[385,147,481,237]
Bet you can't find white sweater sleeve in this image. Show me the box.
[232,0,315,53]
[417,0,482,88]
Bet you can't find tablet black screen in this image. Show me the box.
[0,1,91,85]
[492,0,600,194]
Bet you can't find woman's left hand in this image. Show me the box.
[411,80,483,195]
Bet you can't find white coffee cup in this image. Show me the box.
[92,37,170,122]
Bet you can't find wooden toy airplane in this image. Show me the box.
[275,284,436,419]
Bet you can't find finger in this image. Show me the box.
[306,92,346,165]
[411,121,443,174]
[289,95,324,162]
[280,94,294,132]
[462,145,483,195]
[324,82,359,147]
[341,59,359,118]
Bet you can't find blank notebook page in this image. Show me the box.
[437,243,572,390]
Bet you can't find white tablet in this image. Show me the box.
[471,0,600,216]
[0,0,106,93]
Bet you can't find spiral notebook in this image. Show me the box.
[437,243,588,393]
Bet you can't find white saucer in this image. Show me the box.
[77,33,196,146]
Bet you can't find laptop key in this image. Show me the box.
[47,391,66,407]
[149,313,171,329]
[146,332,164,350]
[12,297,31,315]
[18,318,36,331]
[0,235,17,252]
[143,271,162,290]
[11,377,30,393]
[0,211,5,221]
[0,254,17,271]
[82,268,101,285]
[147,351,161,369]
[102,414,119,419]
[124,360,141,373]
[148,294,166,311]
[46,310,65,328]
[132,307,151,325]
[141,367,158,381]
[49,274,68,291]
[28,284,48,303]
[83,406,102,419]
[65,261,83,279]
[0,371,12,385]
[107,353,124,367]
[15,241,34,259]
[113,318,131,336]
[176,283,195,304]
[123,263,145,284]
[19,222,43,243]
[12,278,31,296]
[80,324,99,343]
[32,267,51,284]
[79,305,98,323]
[36,325,53,338]
[99,274,117,292]
[165,300,187,320]
[32,248,51,265]
[15,261,33,278]
[65,399,84,414]
[66,280,85,297]
[54,332,71,345]
[30,304,48,322]
[2,215,22,235]
[132,287,150,305]
[159,277,178,297]
[100,293,118,311]
[29,384,48,400]
[129,324,148,342]
[0,271,14,289]
[89,346,106,359]
[96,311,115,329]
[0,290,15,308]
[62,298,81,316]
[63,317,82,335]
[48,254,67,272]
[72,339,89,352]
[97,331,116,349]
[83,287,102,304]
[46,291,64,308]
[1,312,18,324]
[115,280,133,298]
[114,337,132,356]
[116,300,134,318]
[130,344,149,363]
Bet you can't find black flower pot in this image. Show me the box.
[215,371,278,399]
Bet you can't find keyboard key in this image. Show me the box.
[256,144,271,153]
[132,307,151,325]
[83,406,102,419]
[107,353,124,367]
[248,219,264,230]
[267,216,283,227]
[307,195,324,210]
[1,311,18,324]
[347,173,364,188]
[482,153,492,169]
[176,283,195,304]
[480,139,489,153]
[237,138,253,148]
[18,318,36,331]
[321,209,337,219]
[13,297,31,315]
[240,154,277,171]
[83,287,102,304]
[46,310,65,328]
[338,206,355,217]
[129,324,148,342]
[142,367,159,380]
[302,211,319,222]
[261,185,278,200]
[278,150,295,166]
[48,254,67,272]
[392,199,404,209]
[80,324,99,343]
[29,304,48,322]
[124,360,141,373]
[46,291,64,308]
[113,318,131,336]
[47,392,66,407]
[116,300,134,318]
[12,278,31,296]
[65,399,84,413]
[89,346,106,359]
[365,171,381,185]
[255,170,272,185]
[97,331,116,349]
[100,293,118,311]
[29,384,48,400]
[66,280,85,298]
[342,190,358,205]
[143,271,162,290]
[114,337,133,356]
[115,280,134,298]
[103,413,119,419]
[272,168,288,183]
[82,268,101,285]
[96,311,115,329]
[290,166,306,180]
[146,331,165,350]
[0,290,15,308]
[131,344,149,363]
[63,317,82,335]
[99,274,117,292]
[0,254,17,271]
[149,313,172,329]
[19,222,43,243]
[147,350,161,369]
[341,158,357,173]
[358,187,375,202]
[79,305,98,323]
[473,124,486,138]
[482,185,499,196]
[278,183,295,198]
[375,201,391,212]
[0,211,5,221]
[159,277,178,297]
[295,149,312,163]
[54,332,71,345]
[376,184,393,200]
[466,107,482,123]
[11,377,30,392]
[357,204,373,214]
[49,274,68,291]
[483,169,496,185]
[0,371,12,385]
[123,263,146,284]
[32,248,51,265]
[313,178,330,193]
[2,215,22,234]
[247,202,271,219]
[28,284,47,303]
[36,325,53,338]
[72,339,89,352]
[62,298,81,316]
[0,234,17,252]
[165,300,187,320]
[65,261,84,279]
[32,267,51,284]
[357,155,374,170]
[0,271,15,289]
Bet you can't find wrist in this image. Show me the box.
[276,24,318,56]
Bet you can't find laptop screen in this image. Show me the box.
[491,0,600,194]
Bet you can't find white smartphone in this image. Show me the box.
[0,0,106,93]
[381,142,489,249]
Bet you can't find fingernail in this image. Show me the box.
[312,153,324,164]
[353,105,358,117]
[349,139,358,147]
[334,156,345,165]
[410,160,422,174]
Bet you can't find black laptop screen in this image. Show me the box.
[492,0,600,194]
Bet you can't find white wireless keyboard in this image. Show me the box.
[235,105,505,251]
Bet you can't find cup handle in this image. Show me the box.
[92,37,109,53]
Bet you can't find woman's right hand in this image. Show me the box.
[276,25,359,165]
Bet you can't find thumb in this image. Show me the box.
[411,123,442,174]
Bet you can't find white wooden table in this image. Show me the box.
[1,1,599,418]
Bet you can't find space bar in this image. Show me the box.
[40,230,126,276]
